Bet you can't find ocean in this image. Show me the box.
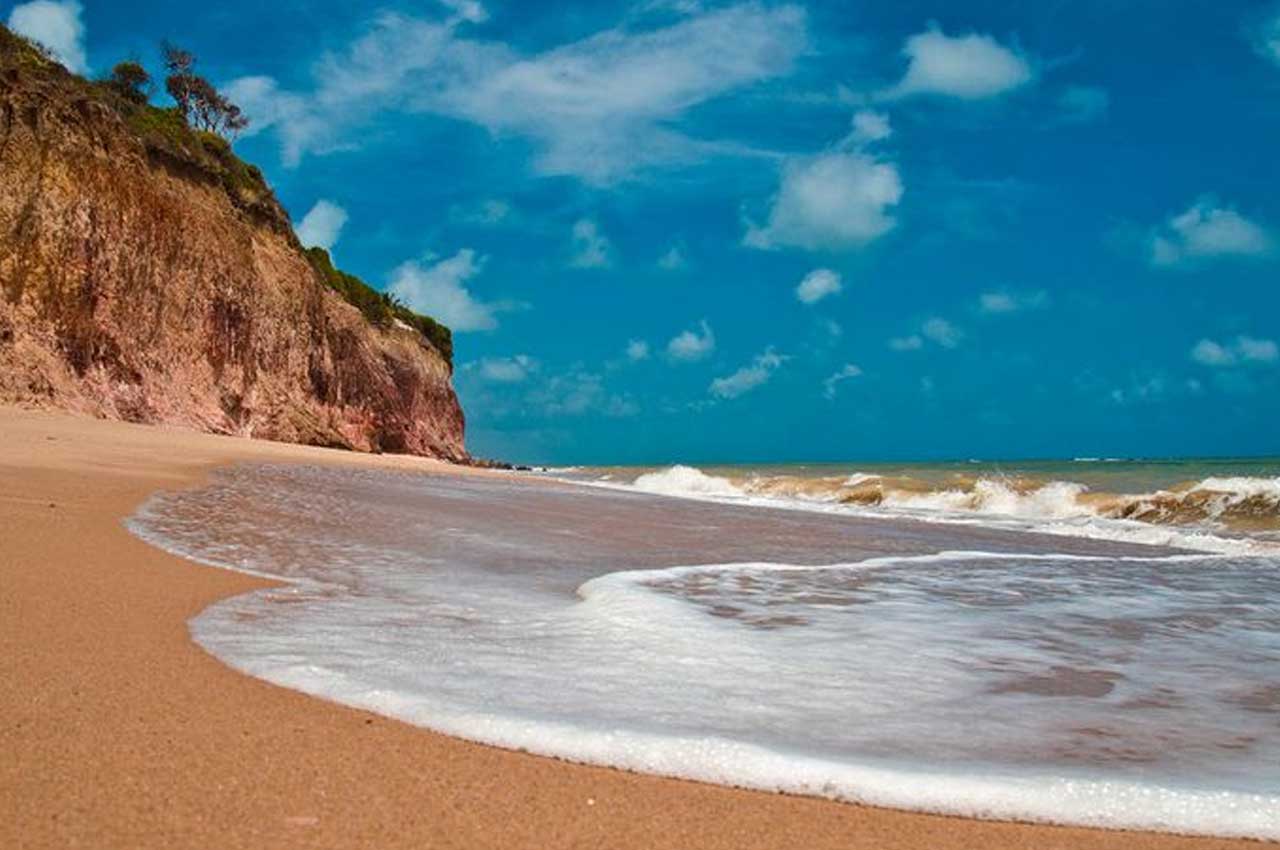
[127,459,1280,839]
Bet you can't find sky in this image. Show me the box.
[9,0,1280,464]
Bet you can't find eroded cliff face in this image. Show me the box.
[0,40,466,460]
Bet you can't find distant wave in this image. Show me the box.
[600,466,1280,554]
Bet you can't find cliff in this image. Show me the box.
[0,29,467,460]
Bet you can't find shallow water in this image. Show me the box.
[128,464,1280,839]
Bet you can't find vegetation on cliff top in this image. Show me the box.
[305,248,453,365]
[0,25,453,367]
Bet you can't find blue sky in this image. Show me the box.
[10,0,1280,464]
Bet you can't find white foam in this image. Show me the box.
[631,464,744,498]
[884,479,1091,520]
[581,466,1277,556]
[128,466,1280,841]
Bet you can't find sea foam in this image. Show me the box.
[129,465,1280,840]
[577,465,1280,555]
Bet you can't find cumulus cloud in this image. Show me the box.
[667,320,715,361]
[569,219,613,269]
[388,249,502,332]
[709,348,785,399]
[224,3,806,181]
[795,268,842,304]
[744,151,902,251]
[452,198,511,225]
[884,24,1033,100]
[1190,336,1278,367]
[822,363,862,399]
[437,0,488,24]
[1054,86,1109,125]
[888,334,923,351]
[657,244,687,270]
[474,355,537,382]
[978,289,1048,314]
[891,318,962,350]
[848,109,892,144]
[295,200,349,251]
[625,339,651,361]
[1149,199,1274,267]
[922,317,962,348]
[527,369,638,417]
[7,0,86,73]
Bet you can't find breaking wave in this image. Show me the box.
[598,466,1280,553]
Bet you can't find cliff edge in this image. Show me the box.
[0,29,466,460]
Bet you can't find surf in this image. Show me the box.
[128,463,1280,840]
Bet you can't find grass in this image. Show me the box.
[306,248,453,365]
[1,24,453,366]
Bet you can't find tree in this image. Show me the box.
[160,42,249,139]
[162,42,197,121]
[108,61,151,104]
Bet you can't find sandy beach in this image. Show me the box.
[0,407,1268,850]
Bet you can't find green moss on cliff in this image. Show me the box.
[0,24,55,69]
[305,248,453,365]
[0,24,453,367]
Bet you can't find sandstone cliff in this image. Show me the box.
[0,29,467,460]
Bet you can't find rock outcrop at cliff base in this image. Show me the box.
[0,29,466,460]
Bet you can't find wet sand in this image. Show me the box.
[0,407,1268,849]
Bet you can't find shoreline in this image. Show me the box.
[1,407,1269,849]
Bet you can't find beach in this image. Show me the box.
[0,407,1270,850]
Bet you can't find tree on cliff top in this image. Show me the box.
[108,61,151,104]
[162,42,248,139]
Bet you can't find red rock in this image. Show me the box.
[0,37,466,461]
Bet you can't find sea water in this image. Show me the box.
[127,463,1280,839]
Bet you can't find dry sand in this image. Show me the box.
[0,407,1268,849]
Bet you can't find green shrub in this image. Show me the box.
[0,25,58,69]
[304,248,453,365]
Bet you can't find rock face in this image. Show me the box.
[0,34,466,460]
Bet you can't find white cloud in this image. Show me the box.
[822,363,862,399]
[295,200,349,251]
[225,3,807,181]
[745,151,902,251]
[978,289,1048,314]
[922,317,962,348]
[795,268,842,304]
[848,109,891,144]
[569,218,613,269]
[388,249,501,332]
[625,339,651,361]
[888,334,923,351]
[452,198,511,225]
[7,0,86,73]
[891,318,961,350]
[667,320,715,361]
[475,355,537,382]
[1191,336,1278,367]
[885,24,1033,100]
[709,348,785,399]
[527,369,638,417]
[1190,339,1233,367]
[657,244,687,270]
[1055,86,1109,125]
[437,0,488,24]
[1256,9,1280,65]
[1149,199,1274,267]
[221,76,318,165]
[1237,335,1280,362]
[1109,375,1169,406]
